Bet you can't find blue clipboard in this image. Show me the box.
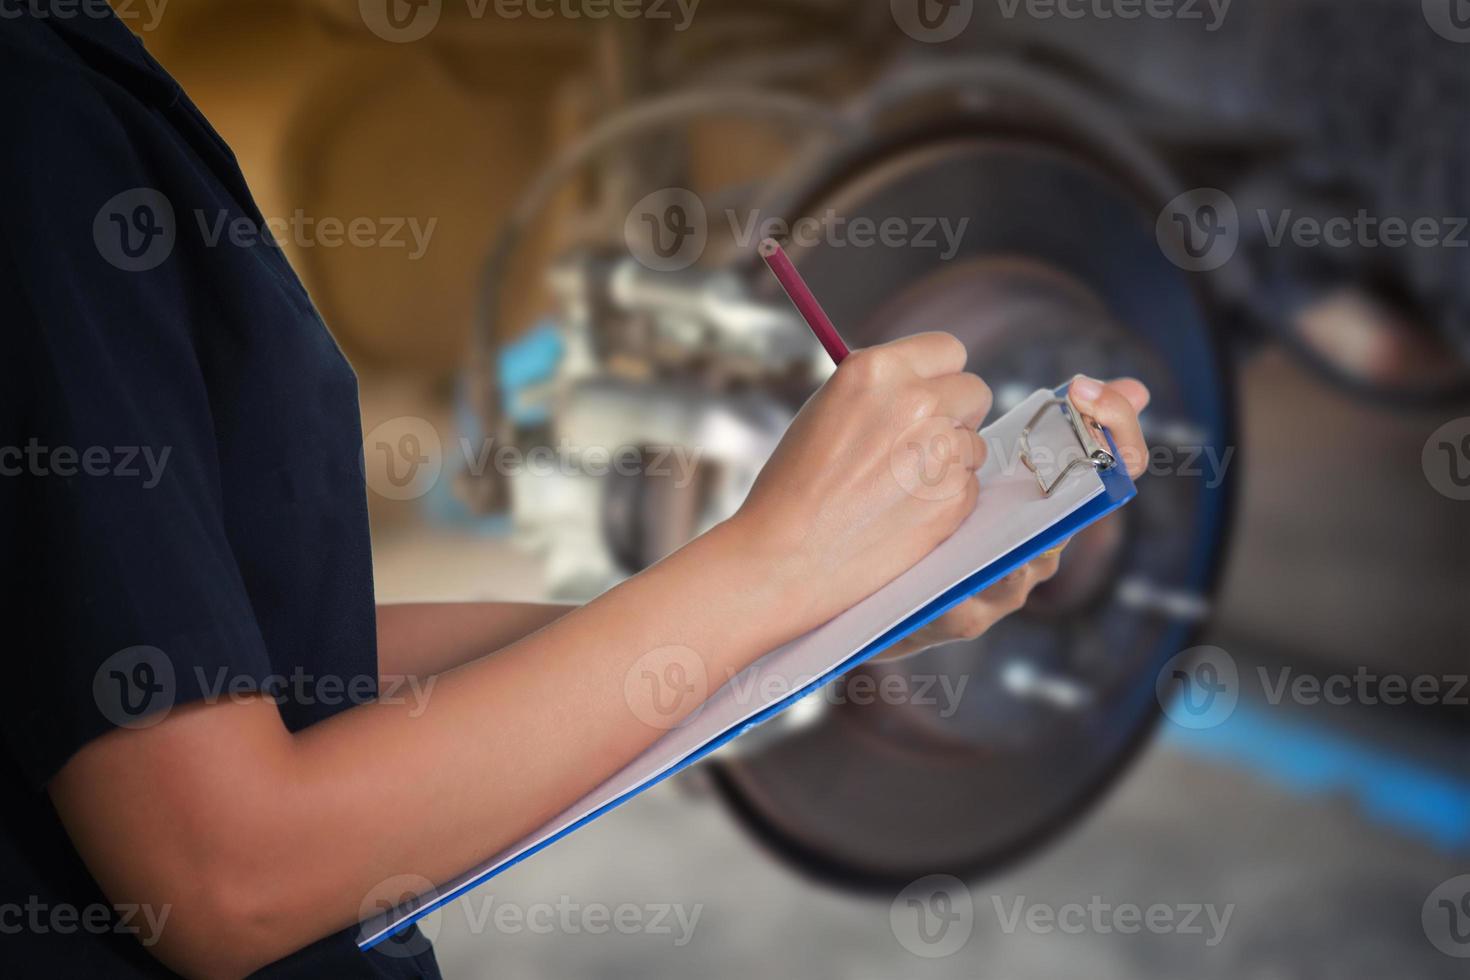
[358,382,1137,949]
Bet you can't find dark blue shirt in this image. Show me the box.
[0,5,441,977]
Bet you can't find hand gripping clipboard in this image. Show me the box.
[357,382,1136,949]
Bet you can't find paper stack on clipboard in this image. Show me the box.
[358,382,1137,949]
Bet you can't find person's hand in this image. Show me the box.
[728,333,992,631]
[874,375,1151,660]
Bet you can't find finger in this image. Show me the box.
[983,562,1033,610]
[930,372,994,429]
[952,570,1032,638]
[946,596,1002,640]
[964,428,989,472]
[876,331,968,379]
[1106,377,1151,414]
[1030,549,1063,583]
[1036,534,1072,563]
[1069,375,1149,479]
[909,597,991,645]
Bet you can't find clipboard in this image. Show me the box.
[357,381,1137,949]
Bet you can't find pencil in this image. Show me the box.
[759,237,851,365]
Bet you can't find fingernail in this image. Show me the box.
[1071,376,1103,402]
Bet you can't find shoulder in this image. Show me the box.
[0,30,196,377]
[0,13,178,178]
[0,19,181,271]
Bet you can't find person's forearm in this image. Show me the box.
[376,601,576,680]
[57,518,818,977]
[284,521,816,957]
[57,339,1118,979]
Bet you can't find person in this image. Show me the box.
[0,7,1151,979]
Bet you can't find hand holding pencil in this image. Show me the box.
[729,239,992,626]
[746,237,1151,656]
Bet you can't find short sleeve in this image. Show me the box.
[0,52,273,788]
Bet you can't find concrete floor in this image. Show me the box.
[415,738,1463,980]
[373,531,1466,980]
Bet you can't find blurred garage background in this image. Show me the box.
[116,0,1465,976]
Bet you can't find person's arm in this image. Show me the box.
[48,334,1018,979]
[376,378,1152,677]
[375,602,574,680]
[54,521,816,978]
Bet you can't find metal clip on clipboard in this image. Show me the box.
[1019,395,1117,497]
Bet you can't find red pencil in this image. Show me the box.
[759,238,851,365]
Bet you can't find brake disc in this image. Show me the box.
[708,136,1235,887]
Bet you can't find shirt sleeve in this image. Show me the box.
[0,53,274,788]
